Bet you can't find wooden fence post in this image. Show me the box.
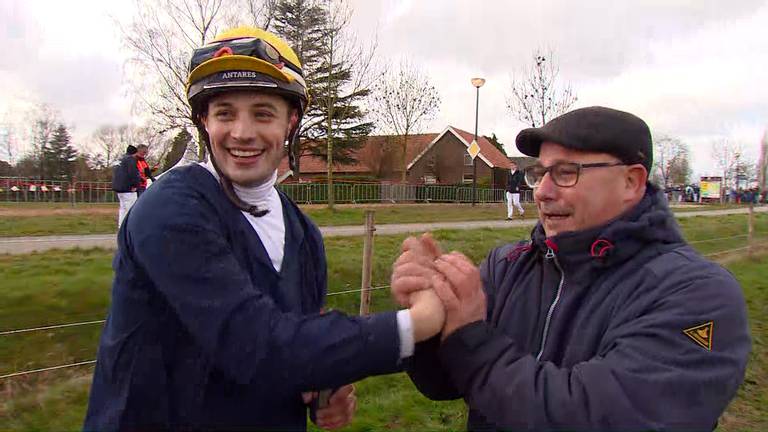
[70,180,76,208]
[359,210,376,316]
[748,204,755,258]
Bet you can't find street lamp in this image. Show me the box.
[471,77,485,207]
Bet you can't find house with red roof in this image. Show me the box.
[279,126,531,189]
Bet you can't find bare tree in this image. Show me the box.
[712,139,744,202]
[121,0,229,161]
[653,134,690,188]
[29,105,60,179]
[0,119,15,164]
[370,61,441,182]
[88,125,134,170]
[506,49,577,127]
[759,129,767,195]
[234,0,278,29]
[0,104,37,165]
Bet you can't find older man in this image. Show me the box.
[392,107,751,431]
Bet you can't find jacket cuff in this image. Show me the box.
[362,310,405,374]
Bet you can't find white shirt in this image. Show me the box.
[200,161,285,272]
[199,162,414,358]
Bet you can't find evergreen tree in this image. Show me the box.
[162,128,192,172]
[44,124,78,179]
[32,118,56,179]
[273,0,374,174]
[0,160,12,176]
[484,133,508,157]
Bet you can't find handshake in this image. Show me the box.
[391,233,488,343]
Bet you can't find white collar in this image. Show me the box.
[200,160,278,206]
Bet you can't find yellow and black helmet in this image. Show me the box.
[186,26,308,217]
[186,26,309,114]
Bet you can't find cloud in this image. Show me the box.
[365,0,765,79]
[351,0,768,173]
[4,0,768,176]
[0,0,133,150]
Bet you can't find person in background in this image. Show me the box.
[111,144,141,228]
[505,161,525,220]
[135,144,157,197]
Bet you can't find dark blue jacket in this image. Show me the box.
[85,164,401,431]
[406,184,751,431]
[111,154,141,193]
[506,169,525,193]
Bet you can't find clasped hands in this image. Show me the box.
[303,233,484,430]
[391,233,487,342]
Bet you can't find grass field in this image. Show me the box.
[0,201,755,237]
[1,215,767,430]
[0,203,538,237]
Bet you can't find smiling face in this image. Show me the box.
[201,90,297,187]
[534,141,647,237]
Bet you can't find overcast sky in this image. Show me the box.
[2,0,767,176]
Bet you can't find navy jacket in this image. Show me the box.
[506,170,525,193]
[111,154,141,193]
[85,164,401,431]
[406,184,751,431]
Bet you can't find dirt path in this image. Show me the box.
[0,206,765,255]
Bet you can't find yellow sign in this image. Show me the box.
[683,321,714,351]
[700,179,721,199]
[468,140,481,160]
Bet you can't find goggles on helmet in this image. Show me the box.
[192,38,285,72]
[188,37,307,90]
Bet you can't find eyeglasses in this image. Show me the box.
[524,161,627,188]
[190,37,295,73]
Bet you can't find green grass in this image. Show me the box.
[0,215,767,430]
[672,203,755,212]
[716,256,768,432]
[0,203,117,209]
[0,214,119,237]
[0,201,757,237]
[0,203,538,237]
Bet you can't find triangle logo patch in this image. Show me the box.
[683,321,714,351]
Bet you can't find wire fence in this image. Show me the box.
[0,286,394,380]
[0,176,534,205]
[0,360,98,380]
[1,213,766,381]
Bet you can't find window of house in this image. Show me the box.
[463,154,473,166]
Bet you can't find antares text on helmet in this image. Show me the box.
[222,71,263,79]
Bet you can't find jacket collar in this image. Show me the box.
[530,183,685,275]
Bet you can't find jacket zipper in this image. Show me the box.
[536,247,565,361]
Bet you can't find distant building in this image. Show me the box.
[279,126,536,188]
